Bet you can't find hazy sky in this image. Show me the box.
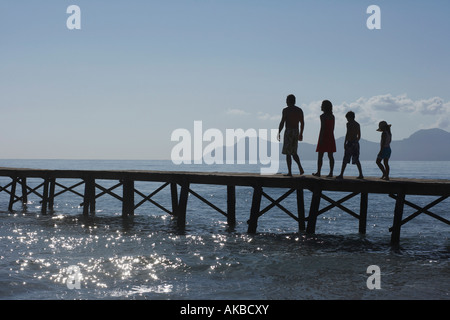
[1,0,449,160]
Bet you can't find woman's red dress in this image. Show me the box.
[316,116,336,153]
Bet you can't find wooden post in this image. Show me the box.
[83,179,90,216]
[89,182,96,214]
[8,177,17,212]
[170,182,178,216]
[359,192,368,234]
[306,186,322,234]
[227,185,236,227]
[41,178,49,215]
[83,177,95,216]
[20,177,28,205]
[48,178,56,213]
[247,186,262,233]
[177,182,190,230]
[122,179,135,217]
[391,192,405,245]
[297,188,305,231]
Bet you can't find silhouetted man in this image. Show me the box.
[277,94,304,176]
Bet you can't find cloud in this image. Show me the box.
[226,108,250,116]
[430,112,450,130]
[257,112,279,121]
[365,94,414,112]
[226,94,450,131]
[413,96,448,115]
[301,94,450,131]
[332,94,449,125]
[360,94,449,116]
[225,108,280,121]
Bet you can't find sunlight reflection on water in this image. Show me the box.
[0,160,449,299]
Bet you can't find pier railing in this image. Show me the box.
[0,167,449,245]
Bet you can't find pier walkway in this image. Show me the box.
[0,167,449,245]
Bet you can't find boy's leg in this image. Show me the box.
[356,161,364,178]
[338,145,350,178]
[337,161,346,179]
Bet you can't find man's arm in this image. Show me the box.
[356,123,361,141]
[277,109,286,141]
[299,110,304,141]
[344,122,350,146]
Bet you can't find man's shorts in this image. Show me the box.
[282,128,299,155]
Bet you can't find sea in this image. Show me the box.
[0,159,448,302]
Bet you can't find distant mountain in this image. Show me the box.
[390,128,450,161]
[297,128,450,161]
[210,128,450,162]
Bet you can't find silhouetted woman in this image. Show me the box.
[313,100,336,178]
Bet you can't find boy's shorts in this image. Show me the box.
[343,140,360,164]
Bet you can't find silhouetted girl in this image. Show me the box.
[376,121,392,180]
[313,100,336,178]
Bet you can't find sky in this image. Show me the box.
[1,0,449,160]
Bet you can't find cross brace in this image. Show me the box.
[247,186,305,233]
[388,194,449,231]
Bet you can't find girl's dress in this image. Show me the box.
[316,116,336,153]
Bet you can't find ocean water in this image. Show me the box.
[0,159,448,300]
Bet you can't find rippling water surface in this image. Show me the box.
[0,160,449,299]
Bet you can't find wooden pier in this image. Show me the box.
[0,167,449,245]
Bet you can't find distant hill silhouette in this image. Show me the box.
[297,128,450,161]
[390,128,450,161]
[212,128,450,162]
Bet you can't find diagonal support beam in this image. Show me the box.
[188,188,227,217]
[95,182,123,202]
[0,181,14,196]
[320,192,360,219]
[134,183,173,215]
[318,192,359,216]
[388,194,449,231]
[134,182,170,211]
[24,182,45,201]
[260,188,297,220]
[54,181,85,198]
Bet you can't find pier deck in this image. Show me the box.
[0,167,449,245]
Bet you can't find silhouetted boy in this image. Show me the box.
[336,111,364,179]
[277,94,304,176]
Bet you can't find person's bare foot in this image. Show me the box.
[357,175,364,179]
[284,173,293,177]
[336,175,343,180]
[312,172,320,177]
[326,174,333,178]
